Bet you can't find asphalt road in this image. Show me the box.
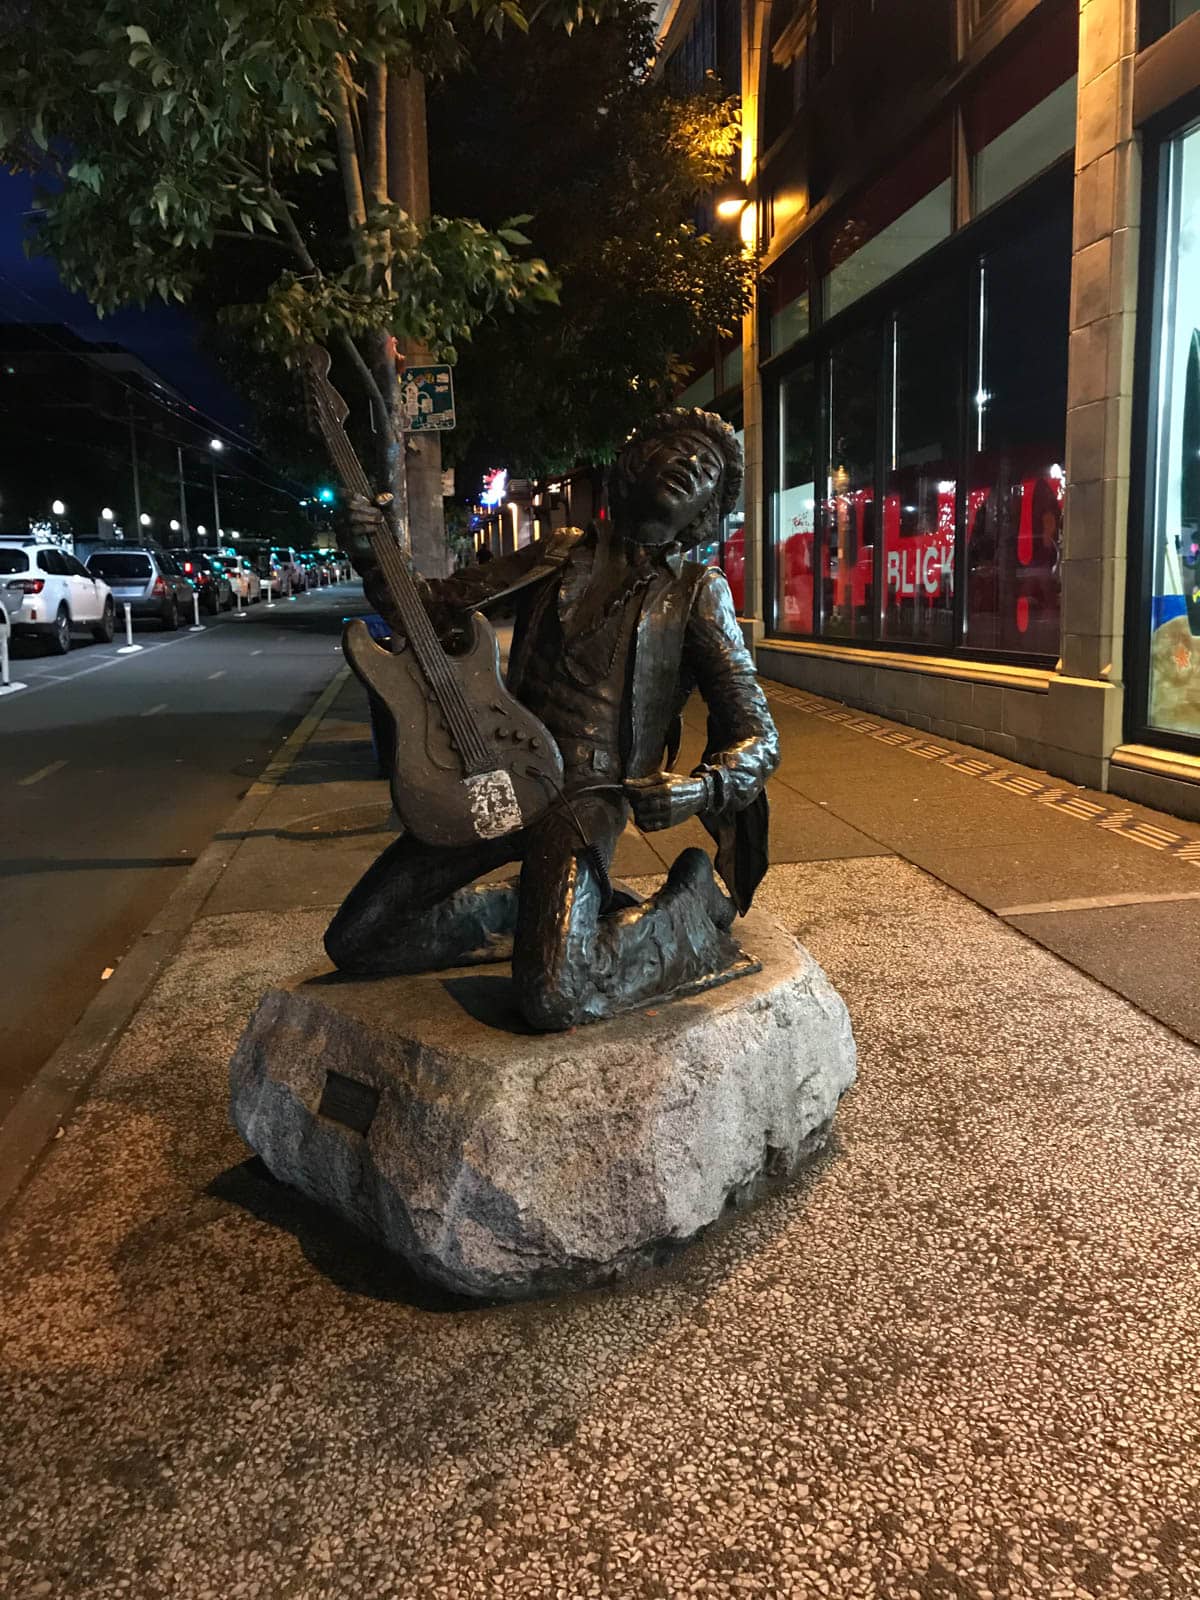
[0,579,367,1122]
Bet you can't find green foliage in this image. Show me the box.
[430,0,754,476]
[0,0,591,378]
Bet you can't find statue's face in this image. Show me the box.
[616,428,725,545]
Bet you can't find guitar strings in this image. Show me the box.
[315,383,494,772]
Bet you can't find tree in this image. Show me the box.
[428,0,753,480]
[0,0,601,572]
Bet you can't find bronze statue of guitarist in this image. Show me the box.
[330,406,780,1031]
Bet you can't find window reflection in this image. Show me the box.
[1147,119,1200,740]
[966,212,1068,655]
[823,328,877,640]
[774,365,817,634]
[882,288,959,646]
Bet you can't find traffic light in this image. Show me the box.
[317,486,336,505]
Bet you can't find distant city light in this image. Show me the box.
[209,438,224,452]
[101,507,114,521]
[317,487,335,505]
[51,498,66,516]
[139,513,152,526]
[197,524,207,536]
[169,519,181,532]
[480,468,508,508]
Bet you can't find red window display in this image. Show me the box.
[821,327,877,640]
[966,212,1068,655]
[773,364,817,634]
[881,287,961,646]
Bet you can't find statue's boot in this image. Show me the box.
[516,846,742,1030]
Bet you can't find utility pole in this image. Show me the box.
[128,397,142,533]
[176,446,190,545]
[388,68,447,578]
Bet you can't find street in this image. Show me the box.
[0,580,363,1120]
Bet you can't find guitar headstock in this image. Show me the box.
[301,343,349,437]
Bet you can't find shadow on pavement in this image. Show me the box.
[205,1157,485,1315]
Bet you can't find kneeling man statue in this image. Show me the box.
[329,406,780,1030]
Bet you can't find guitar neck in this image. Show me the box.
[310,376,450,678]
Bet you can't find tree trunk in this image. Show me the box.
[387,66,448,579]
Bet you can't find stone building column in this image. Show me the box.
[737,0,773,647]
[1044,0,1139,784]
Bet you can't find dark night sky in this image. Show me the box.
[0,170,247,431]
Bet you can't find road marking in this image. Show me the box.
[208,670,226,680]
[141,702,168,717]
[17,759,67,787]
[999,889,1200,917]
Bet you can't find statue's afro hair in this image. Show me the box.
[612,407,744,523]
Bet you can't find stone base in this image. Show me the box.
[228,909,857,1300]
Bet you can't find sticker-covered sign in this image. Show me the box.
[400,364,456,433]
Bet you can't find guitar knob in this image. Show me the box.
[529,739,541,752]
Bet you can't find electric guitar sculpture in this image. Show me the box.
[302,344,563,848]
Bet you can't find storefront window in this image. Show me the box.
[1146,119,1200,742]
[882,287,960,646]
[966,3,1077,218]
[820,125,953,322]
[965,210,1068,655]
[773,364,817,634]
[823,327,878,640]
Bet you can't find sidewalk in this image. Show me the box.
[3,670,1200,1599]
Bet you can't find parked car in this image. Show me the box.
[224,555,262,605]
[270,547,303,592]
[85,544,196,631]
[0,537,115,653]
[169,548,232,614]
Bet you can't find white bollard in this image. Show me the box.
[189,591,204,632]
[0,605,27,695]
[265,579,275,609]
[235,584,246,618]
[117,602,143,654]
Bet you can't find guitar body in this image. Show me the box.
[343,612,564,848]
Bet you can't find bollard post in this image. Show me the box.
[235,583,245,618]
[117,602,143,654]
[0,603,25,694]
[265,579,275,610]
[190,591,204,632]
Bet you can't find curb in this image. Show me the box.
[0,664,352,1221]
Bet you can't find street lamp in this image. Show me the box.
[51,498,66,516]
[101,507,114,522]
[196,524,207,537]
[169,519,180,533]
[209,440,223,548]
[140,512,152,527]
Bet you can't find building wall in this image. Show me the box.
[651,0,1200,818]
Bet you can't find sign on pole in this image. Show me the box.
[400,365,456,433]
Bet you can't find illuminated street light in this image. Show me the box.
[209,438,224,453]
[51,498,66,516]
[169,518,181,532]
[196,523,207,537]
[101,507,114,521]
[140,512,152,527]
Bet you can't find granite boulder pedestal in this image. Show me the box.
[229,908,856,1300]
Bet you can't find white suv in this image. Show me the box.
[0,538,115,654]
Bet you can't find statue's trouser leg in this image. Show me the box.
[324,830,521,975]
[511,796,738,1031]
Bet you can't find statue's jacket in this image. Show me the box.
[364,524,781,913]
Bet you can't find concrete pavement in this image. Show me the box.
[0,580,366,1117]
[2,673,1200,1598]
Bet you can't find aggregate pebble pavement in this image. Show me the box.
[3,851,1200,1598]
